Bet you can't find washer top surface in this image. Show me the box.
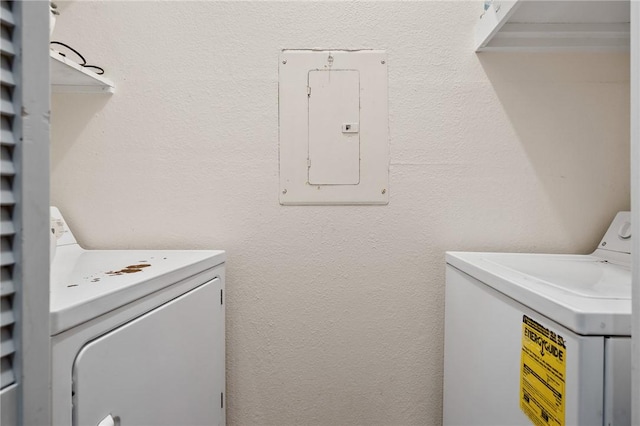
[446,251,631,336]
[50,245,225,335]
[483,253,629,299]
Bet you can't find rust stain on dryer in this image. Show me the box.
[106,264,152,276]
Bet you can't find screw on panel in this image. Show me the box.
[381,60,386,64]
[381,189,386,194]
[282,59,287,64]
[282,189,287,194]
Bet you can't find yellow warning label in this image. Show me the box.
[520,315,566,426]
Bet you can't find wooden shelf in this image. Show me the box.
[50,49,114,94]
[476,0,630,52]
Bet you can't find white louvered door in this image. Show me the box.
[0,2,21,421]
[0,1,51,424]
[0,0,19,395]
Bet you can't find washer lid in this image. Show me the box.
[446,251,631,336]
[50,246,225,335]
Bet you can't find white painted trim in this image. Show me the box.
[631,2,640,424]
[13,1,52,424]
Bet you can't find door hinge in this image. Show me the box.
[307,159,311,168]
[220,289,224,305]
[221,392,224,409]
[307,86,311,97]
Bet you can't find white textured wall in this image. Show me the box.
[50,2,630,425]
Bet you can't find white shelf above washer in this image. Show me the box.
[50,49,114,94]
[476,0,630,52]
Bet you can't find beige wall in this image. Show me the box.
[50,2,630,425]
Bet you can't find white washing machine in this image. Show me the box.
[443,212,631,426]
[50,208,226,426]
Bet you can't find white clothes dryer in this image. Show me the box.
[50,208,226,426]
[443,212,631,426]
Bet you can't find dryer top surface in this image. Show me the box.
[50,246,225,335]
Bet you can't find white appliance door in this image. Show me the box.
[443,266,604,426]
[73,279,224,426]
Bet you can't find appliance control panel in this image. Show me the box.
[50,206,78,246]
[599,211,631,254]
